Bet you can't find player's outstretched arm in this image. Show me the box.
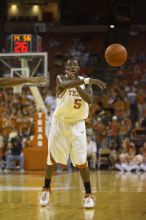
[56,75,106,90]
[56,75,85,89]
[0,77,48,87]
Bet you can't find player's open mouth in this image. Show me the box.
[69,69,76,73]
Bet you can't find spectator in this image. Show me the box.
[136,89,146,118]
[107,115,120,148]
[119,118,132,143]
[92,117,106,149]
[0,135,5,171]
[109,143,119,169]
[5,137,24,172]
[115,142,138,172]
[140,110,146,128]
[112,96,125,119]
[138,142,146,171]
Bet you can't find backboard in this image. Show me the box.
[0,52,48,80]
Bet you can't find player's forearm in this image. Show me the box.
[76,86,92,104]
[0,78,30,87]
[0,77,47,87]
[61,78,84,89]
[60,77,97,88]
[58,75,106,90]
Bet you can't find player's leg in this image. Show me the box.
[40,155,56,206]
[70,121,94,208]
[40,118,70,206]
[78,164,94,208]
[79,165,93,194]
[43,162,56,189]
[40,118,57,206]
[71,152,94,208]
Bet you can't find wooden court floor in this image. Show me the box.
[0,170,146,220]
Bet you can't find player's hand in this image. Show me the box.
[89,79,107,90]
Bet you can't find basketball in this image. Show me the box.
[104,43,128,67]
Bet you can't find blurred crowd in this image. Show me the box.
[0,36,146,172]
[0,86,57,172]
[47,36,101,70]
[85,52,146,171]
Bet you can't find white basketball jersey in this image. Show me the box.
[53,83,89,123]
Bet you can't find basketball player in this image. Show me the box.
[0,77,47,87]
[40,58,106,208]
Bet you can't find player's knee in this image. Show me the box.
[76,162,88,168]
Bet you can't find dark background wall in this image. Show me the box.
[60,0,146,25]
[0,0,7,50]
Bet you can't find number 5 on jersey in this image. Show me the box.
[74,99,82,109]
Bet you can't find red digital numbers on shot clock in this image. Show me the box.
[14,41,29,53]
[12,34,32,53]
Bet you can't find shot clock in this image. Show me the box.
[7,34,42,53]
[12,34,32,53]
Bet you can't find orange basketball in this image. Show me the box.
[105,43,128,67]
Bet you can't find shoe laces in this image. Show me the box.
[41,191,48,201]
[85,195,94,203]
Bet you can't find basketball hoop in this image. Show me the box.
[13,85,23,94]
[0,52,48,110]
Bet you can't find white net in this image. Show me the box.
[11,65,29,94]
[11,67,30,77]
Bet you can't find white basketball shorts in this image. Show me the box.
[47,117,87,167]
